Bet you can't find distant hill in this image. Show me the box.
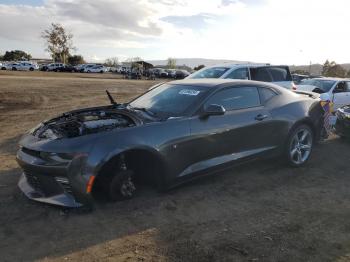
[146,58,252,68]
[290,63,350,75]
[146,58,350,74]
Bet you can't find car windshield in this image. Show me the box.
[189,67,230,79]
[129,84,210,117]
[299,79,336,92]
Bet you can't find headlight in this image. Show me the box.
[338,108,350,119]
[40,152,86,163]
[28,123,43,134]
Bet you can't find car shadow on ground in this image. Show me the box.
[1,138,350,261]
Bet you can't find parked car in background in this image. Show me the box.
[16,79,324,208]
[84,65,107,73]
[296,78,350,110]
[292,74,310,84]
[188,64,295,89]
[16,62,39,71]
[0,62,6,70]
[175,70,190,79]
[57,64,78,72]
[335,105,350,138]
[43,63,65,72]
[5,62,21,70]
[78,64,96,73]
[152,68,168,78]
[165,69,177,78]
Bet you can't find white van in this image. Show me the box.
[187,64,295,89]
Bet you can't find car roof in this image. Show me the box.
[305,77,350,81]
[169,79,283,90]
[202,63,288,69]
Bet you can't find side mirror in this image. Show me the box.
[201,104,226,118]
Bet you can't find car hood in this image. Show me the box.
[297,84,319,92]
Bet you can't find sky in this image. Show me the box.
[0,0,349,65]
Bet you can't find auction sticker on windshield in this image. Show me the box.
[179,89,200,96]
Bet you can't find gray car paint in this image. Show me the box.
[16,79,324,207]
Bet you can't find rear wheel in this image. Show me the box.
[107,170,136,201]
[29,67,34,71]
[285,124,314,167]
[12,67,17,71]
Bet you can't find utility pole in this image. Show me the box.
[309,61,312,76]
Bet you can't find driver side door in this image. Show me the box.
[181,85,276,178]
[332,81,350,110]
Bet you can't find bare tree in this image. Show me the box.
[167,57,176,69]
[105,57,120,67]
[42,23,75,63]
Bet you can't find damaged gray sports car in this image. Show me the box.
[16,79,325,208]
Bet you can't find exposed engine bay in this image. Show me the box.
[32,108,137,139]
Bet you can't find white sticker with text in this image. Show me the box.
[179,89,200,96]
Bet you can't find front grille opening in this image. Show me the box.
[55,177,73,194]
[22,147,41,158]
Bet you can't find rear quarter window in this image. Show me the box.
[259,87,277,103]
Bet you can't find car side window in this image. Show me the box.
[334,82,347,93]
[250,68,273,82]
[225,67,249,80]
[266,67,291,81]
[259,87,277,103]
[205,86,260,111]
[345,82,350,92]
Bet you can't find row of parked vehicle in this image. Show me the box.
[41,63,109,73]
[0,61,39,71]
[0,61,110,73]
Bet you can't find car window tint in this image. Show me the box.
[250,68,273,82]
[225,67,249,79]
[345,82,350,92]
[267,67,291,81]
[205,86,260,111]
[259,87,277,103]
[189,67,230,79]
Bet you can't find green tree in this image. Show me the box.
[326,64,346,77]
[68,55,85,65]
[42,23,75,63]
[2,50,32,61]
[347,70,350,78]
[322,60,346,77]
[194,64,205,71]
[166,57,176,69]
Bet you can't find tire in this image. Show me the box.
[284,124,314,167]
[107,170,136,201]
[12,67,17,71]
[29,67,34,71]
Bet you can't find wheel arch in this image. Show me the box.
[93,146,168,191]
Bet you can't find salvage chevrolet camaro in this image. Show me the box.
[16,79,324,208]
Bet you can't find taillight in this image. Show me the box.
[292,82,297,90]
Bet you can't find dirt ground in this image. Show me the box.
[1,71,350,262]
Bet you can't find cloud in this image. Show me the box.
[161,13,217,29]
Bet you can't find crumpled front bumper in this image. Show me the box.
[18,173,83,208]
[16,147,93,208]
[335,117,350,137]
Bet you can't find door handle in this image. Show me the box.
[255,114,268,121]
